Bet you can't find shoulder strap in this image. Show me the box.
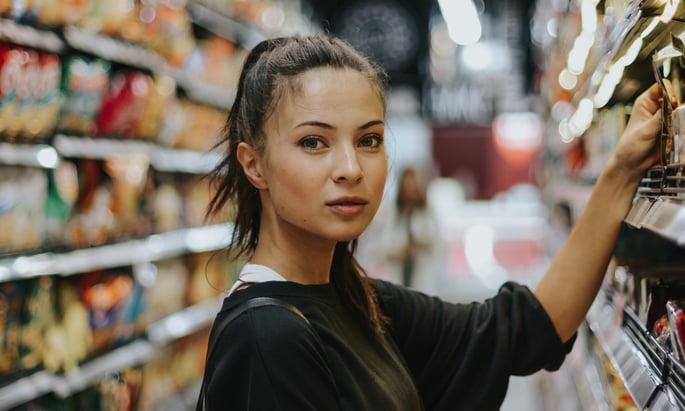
[198,297,310,411]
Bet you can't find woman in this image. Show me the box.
[381,166,442,292]
[200,35,661,410]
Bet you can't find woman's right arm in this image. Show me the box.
[533,84,662,342]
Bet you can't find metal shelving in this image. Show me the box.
[586,294,685,410]
[0,223,232,281]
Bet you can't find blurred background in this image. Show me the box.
[1,0,685,409]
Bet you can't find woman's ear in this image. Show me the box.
[236,142,268,189]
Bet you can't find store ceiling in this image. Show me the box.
[306,0,539,93]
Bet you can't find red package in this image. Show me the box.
[96,70,151,139]
[666,299,685,362]
[0,45,28,140]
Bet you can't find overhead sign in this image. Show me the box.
[428,82,494,126]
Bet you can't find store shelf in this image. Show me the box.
[586,294,685,410]
[586,298,661,409]
[187,1,266,49]
[53,134,222,174]
[0,143,59,168]
[63,25,164,71]
[63,25,234,110]
[52,339,154,398]
[147,298,221,346]
[0,341,153,409]
[625,196,685,246]
[0,18,65,53]
[0,370,57,411]
[0,223,233,281]
[0,301,218,410]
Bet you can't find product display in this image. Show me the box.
[535,0,685,408]
[0,1,314,409]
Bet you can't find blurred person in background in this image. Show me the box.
[380,166,442,293]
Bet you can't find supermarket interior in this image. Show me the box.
[0,0,685,410]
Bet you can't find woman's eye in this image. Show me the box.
[300,137,323,149]
[359,134,383,148]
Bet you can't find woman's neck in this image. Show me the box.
[250,235,334,285]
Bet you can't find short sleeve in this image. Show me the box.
[373,280,575,411]
[202,305,340,410]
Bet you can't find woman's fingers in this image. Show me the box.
[628,83,662,126]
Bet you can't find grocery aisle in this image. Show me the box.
[363,194,562,410]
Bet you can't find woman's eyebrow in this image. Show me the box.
[295,120,335,130]
[358,120,384,130]
[294,119,383,130]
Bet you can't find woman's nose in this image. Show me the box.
[333,145,363,183]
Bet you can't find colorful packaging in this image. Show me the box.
[44,160,78,248]
[96,69,153,139]
[19,276,54,371]
[0,45,25,141]
[151,176,183,232]
[57,55,110,136]
[103,156,151,238]
[80,270,138,355]
[0,167,47,254]
[157,97,226,151]
[25,51,63,141]
[66,159,114,248]
[143,2,195,67]
[136,257,189,330]
[667,299,685,363]
[77,0,136,36]
[672,105,685,165]
[0,281,24,382]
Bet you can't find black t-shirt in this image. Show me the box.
[201,279,574,411]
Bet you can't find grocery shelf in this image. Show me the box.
[586,298,660,409]
[0,370,57,411]
[0,297,220,410]
[0,340,153,409]
[63,25,161,71]
[147,298,221,346]
[625,196,685,247]
[0,142,59,168]
[62,25,234,110]
[586,294,685,410]
[0,18,65,53]
[53,134,223,174]
[187,1,266,49]
[52,339,154,398]
[0,223,233,281]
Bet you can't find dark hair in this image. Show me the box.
[395,167,427,212]
[207,35,389,334]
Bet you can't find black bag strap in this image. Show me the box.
[197,296,311,411]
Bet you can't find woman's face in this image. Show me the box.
[257,67,387,243]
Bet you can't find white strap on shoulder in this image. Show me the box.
[226,263,287,296]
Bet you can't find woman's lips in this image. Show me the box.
[326,197,368,216]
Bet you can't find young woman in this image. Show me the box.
[200,35,662,410]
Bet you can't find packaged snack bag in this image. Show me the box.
[0,45,25,140]
[18,275,54,371]
[58,55,110,136]
[0,281,24,382]
[96,70,151,139]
